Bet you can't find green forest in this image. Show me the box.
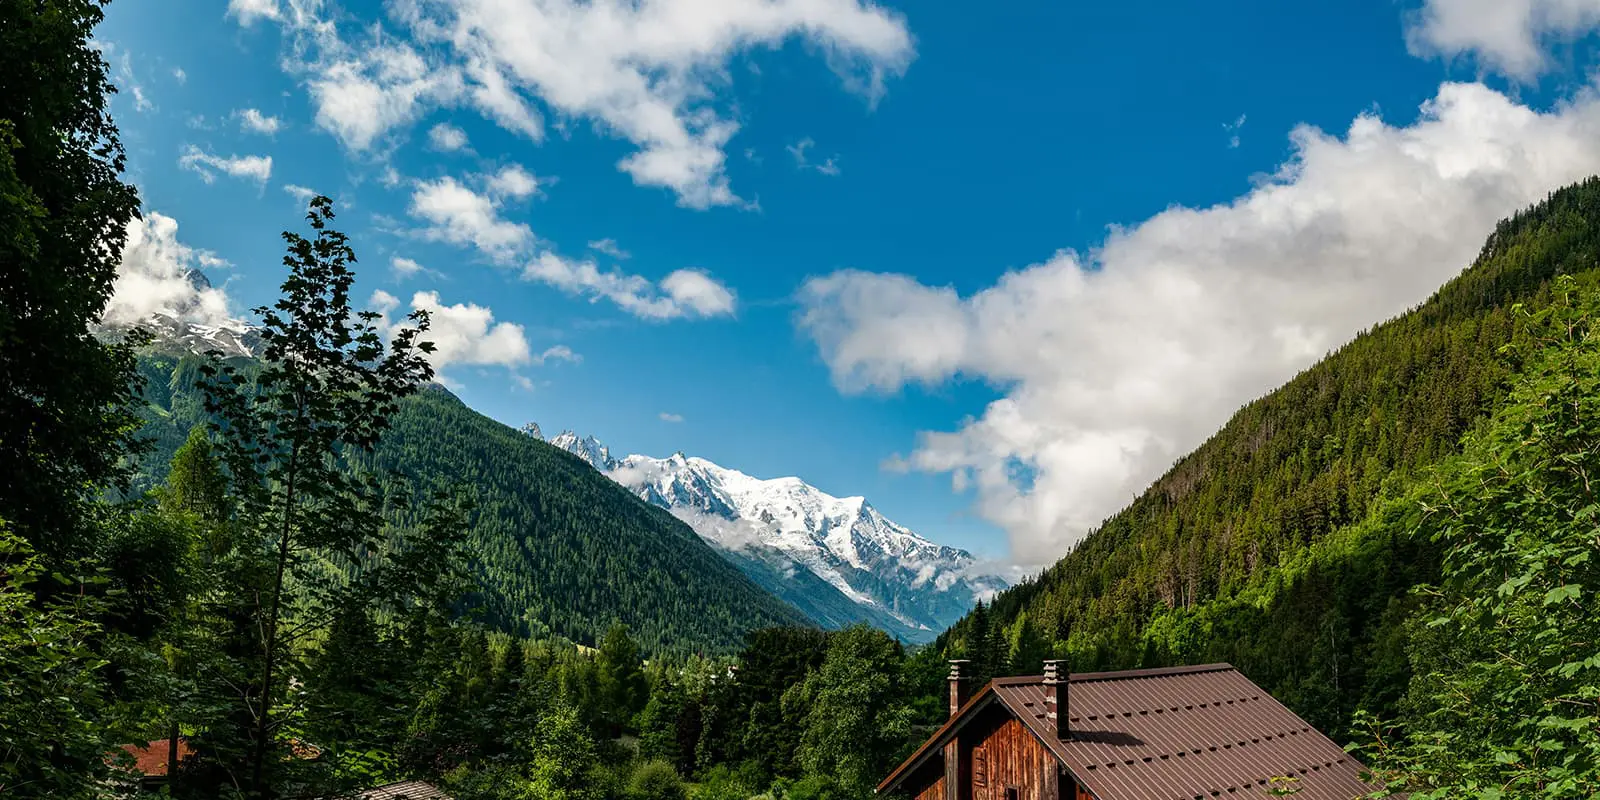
[4,2,1600,799]
[131,353,812,655]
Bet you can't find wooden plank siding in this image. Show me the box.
[969,715,1059,800]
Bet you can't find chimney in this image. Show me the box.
[947,659,971,719]
[1042,659,1070,739]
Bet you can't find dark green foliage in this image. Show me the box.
[526,704,600,800]
[625,760,686,800]
[0,527,119,798]
[939,177,1600,738]
[0,0,143,562]
[596,623,648,734]
[132,361,812,655]
[169,197,462,798]
[1361,278,1600,798]
[366,387,816,653]
[788,626,914,794]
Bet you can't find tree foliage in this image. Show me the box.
[938,177,1600,738]
[0,0,143,561]
[1362,277,1600,798]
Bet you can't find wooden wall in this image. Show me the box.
[894,705,1098,800]
[969,715,1060,800]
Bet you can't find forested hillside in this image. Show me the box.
[939,177,1600,738]
[132,355,813,654]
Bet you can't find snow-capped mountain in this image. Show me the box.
[531,426,1006,642]
[94,268,261,359]
[129,312,261,359]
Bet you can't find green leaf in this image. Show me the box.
[1542,584,1580,605]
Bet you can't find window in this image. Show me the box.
[1005,788,1019,800]
[973,747,988,787]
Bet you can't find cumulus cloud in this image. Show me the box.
[798,80,1600,567]
[238,108,283,134]
[525,254,736,320]
[1406,0,1600,81]
[428,122,470,151]
[309,40,466,151]
[403,168,736,320]
[486,164,540,199]
[372,289,532,370]
[102,213,235,328]
[391,256,426,277]
[408,175,532,262]
[660,412,685,423]
[235,0,913,207]
[228,0,280,25]
[179,145,273,184]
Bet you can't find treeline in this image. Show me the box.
[403,623,938,800]
[933,177,1600,738]
[132,356,813,656]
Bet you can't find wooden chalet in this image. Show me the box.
[878,661,1381,800]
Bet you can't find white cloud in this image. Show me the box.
[238,108,284,135]
[179,146,273,185]
[588,238,630,260]
[391,256,425,276]
[373,289,532,370]
[486,164,540,199]
[798,80,1600,567]
[407,175,532,261]
[102,213,235,328]
[239,0,913,208]
[307,40,466,151]
[535,345,581,365]
[1406,0,1600,81]
[196,251,232,269]
[428,122,470,151]
[94,41,153,112]
[788,137,842,176]
[173,67,187,84]
[283,183,319,204]
[228,0,281,25]
[1224,113,1246,149]
[524,254,736,320]
[660,411,684,423]
[661,268,737,317]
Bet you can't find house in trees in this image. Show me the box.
[878,661,1381,800]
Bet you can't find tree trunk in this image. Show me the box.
[250,431,300,798]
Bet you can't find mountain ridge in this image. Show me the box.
[128,353,816,654]
[531,426,1007,642]
[937,176,1600,737]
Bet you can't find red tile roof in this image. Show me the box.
[116,738,194,777]
[880,664,1382,800]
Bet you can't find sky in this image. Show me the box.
[96,0,1600,570]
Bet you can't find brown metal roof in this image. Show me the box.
[880,664,1381,800]
[352,780,452,799]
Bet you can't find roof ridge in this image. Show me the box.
[992,663,1236,685]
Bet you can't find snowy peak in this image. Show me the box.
[95,310,262,360]
[547,431,616,472]
[533,424,1006,641]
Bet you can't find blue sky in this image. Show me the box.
[97,0,1600,567]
